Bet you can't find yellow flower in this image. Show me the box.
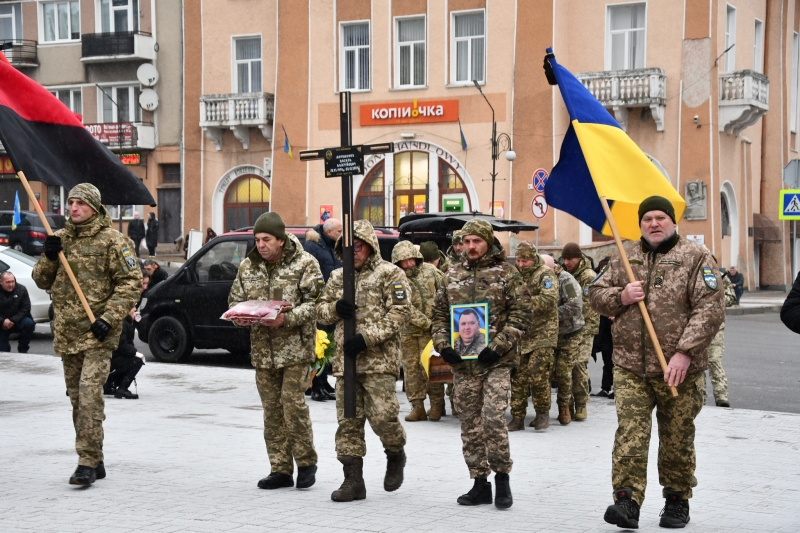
[315,329,329,359]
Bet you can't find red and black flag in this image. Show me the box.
[0,52,155,206]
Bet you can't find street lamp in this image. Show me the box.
[474,80,515,217]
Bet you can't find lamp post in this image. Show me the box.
[473,81,516,217]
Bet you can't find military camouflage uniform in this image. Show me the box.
[553,266,585,407]
[590,234,724,506]
[32,184,141,468]
[567,255,599,408]
[510,243,559,419]
[391,241,444,408]
[228,232,321,475]
[316,221,411,457]
[435,250,450,274]
[706,275,736,403]
[431,220,532,479]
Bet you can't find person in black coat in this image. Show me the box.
[145,212,159,256]
[781,271,800,334]
[591,257,614,398]
[103,310,144,399]
[302,218,342,281]
[127,211,146,257]
[143,259,168,289]
[0,271,35,353]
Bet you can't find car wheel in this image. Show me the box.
[148,316,194,363]
[12,243,23,252]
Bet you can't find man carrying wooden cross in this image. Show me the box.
[590,196,724,529]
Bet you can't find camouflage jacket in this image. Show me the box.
[719,274,736,331]
[569,255,600,336]
[406,265,444,336]
[228,233,322,369]
[555,266,584,337]
[519,254,559,352]
[316,220,412,377]
[589,235,724,377]
[32,210,142,354]
[436,250,450,274]
[446,245,462,264]
[431,245,532,377]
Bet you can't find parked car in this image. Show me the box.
[0,246,51,322]
[137,226,400,363]
[0,211,66,256]
[397,212,538,252]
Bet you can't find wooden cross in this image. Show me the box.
[299,91,393,418]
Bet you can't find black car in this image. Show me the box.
[0,211,66,255]
[397,212,538,251]
[138,226,400,363]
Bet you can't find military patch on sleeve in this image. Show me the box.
[393,282,406,303]
[583,285,589,297]
[316,276,325,290]
[122,248,136,269]
[542,274,553,289]
[653,269,665,288]
[565,283,578,299]
[702,267,718,290]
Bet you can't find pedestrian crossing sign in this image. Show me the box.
[779,190,800,220]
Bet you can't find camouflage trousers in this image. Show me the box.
[454,367,513,478]
[426,382,455,412]
[612,367,705,506]
[571,333,594,407]
[335,373,407,457]
[62,349,111,467]
[255,364,318,475]
[510,347,554,418]
[706,329,728,403]
[400,334,429,404]
[555,331,582,407]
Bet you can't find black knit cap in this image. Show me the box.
[561,242,582,259]
[638,196,676,224]
[253,212,286,240]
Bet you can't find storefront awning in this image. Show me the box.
[753,213,782,243]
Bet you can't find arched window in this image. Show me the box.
[393,151,429,220]
[720,192,731,237]
[356,161,385,226]
[224,175,270,231]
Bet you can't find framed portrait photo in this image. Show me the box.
[450,303,489,361]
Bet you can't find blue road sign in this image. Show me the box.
[779,189,800,220]
[533,168,549,193]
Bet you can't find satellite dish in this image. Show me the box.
[139,89,159,111]
[136,63,159,86]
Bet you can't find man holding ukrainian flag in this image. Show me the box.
[543,50,724,528]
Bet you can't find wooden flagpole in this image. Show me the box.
[600,197,678,397]
[17,171,96,323]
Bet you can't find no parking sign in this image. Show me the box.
[532,168,549,193]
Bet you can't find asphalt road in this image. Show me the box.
[16,312,800,414]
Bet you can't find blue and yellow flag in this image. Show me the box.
[543,49,685,241]
[12,190,20,230]
[282,125,292,160]
[458,119,468,151]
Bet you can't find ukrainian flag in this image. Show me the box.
[282,125,292,160]
[12,190,20,230]
[543,49,685,241]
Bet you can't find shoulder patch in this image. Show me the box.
[122,247,136,269]
[542,274,553,289]
[565,283,578,299]
[393,282,406,302]
[702,267,718,290]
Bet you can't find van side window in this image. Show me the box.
[195,240,248,283]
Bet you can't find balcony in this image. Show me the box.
[84,122,155,151]
[718,70,769,135]
[199,92,274,150]
[0,39,38,68]
[576,68,667,131]
[80,32,155,63]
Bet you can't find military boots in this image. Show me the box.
[494,473,513,508]
[114,377,138,399]
[507,417,525,431]
[69,465,96,486]
[384,449,406,491]
[405,402,427,421]
[257,472,293,489]
[659,490,690,528]
[296,464,317,489]
[574,404,587,421]
[530,412,550,430]
[331,456,366,502]
[456,477,493,505]
[427,398,446,421]
[558,405,571,425]
[604,488,640,529]
[95,461,106,480]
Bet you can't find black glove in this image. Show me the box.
[44,235,62,261]
[335,299,356,320]
[478,347,501,366]
[543,52,557,86]
[343,334,367,358]
[90,318,111,341]
[440,347,462,365]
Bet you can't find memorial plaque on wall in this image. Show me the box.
[684,180,707,220]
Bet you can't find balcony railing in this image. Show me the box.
[84,122,155,151]
[81,32,155,62]
[576,68,667,131]
[718,70,769,135]
[0,39,38,68]
[199,92,275,150]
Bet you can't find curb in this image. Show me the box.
[727,305,782,316]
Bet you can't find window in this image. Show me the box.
[0,3,21,41]
[100,0,139,33]
[792,33,799,133]
[754,19,764,73]
[452,11,485,84]
[607,3,646,70]
[195,240,249,283]
[725,5,736,72]
[42,1,80,42]
[234,37,261,93]
[356,162,384,226]
[224,176,270,232]
[340,22,370,91]
[162,164,181,183]
[49,88,82,114]
[99,85,141,123]
[395,17,425,88]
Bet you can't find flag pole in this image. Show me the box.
[600,197,678,397]
[16,171,96,323]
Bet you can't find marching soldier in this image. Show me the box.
[591,196,724,529]
[706,265,737,407]
[561,243,599,420]
[431,219,531,509]
[228,212,321,491]
[316,220,411,503]
[446,230,464,263]
[391,241,445,421]
[508,242,559,431]
[33,183,141,486]
[420,241,450,273]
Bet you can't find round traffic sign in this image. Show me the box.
[532,168,549,193]
[531,194,548,219]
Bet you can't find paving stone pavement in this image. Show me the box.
[2,352,799,533]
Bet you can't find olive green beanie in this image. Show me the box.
[419,241,440,261]
[461,219,494,246]
[452,230,463,245]
[67,183,104,216]
[253,212,286,240]
[638,196,676,224]
[515,241,538,260]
